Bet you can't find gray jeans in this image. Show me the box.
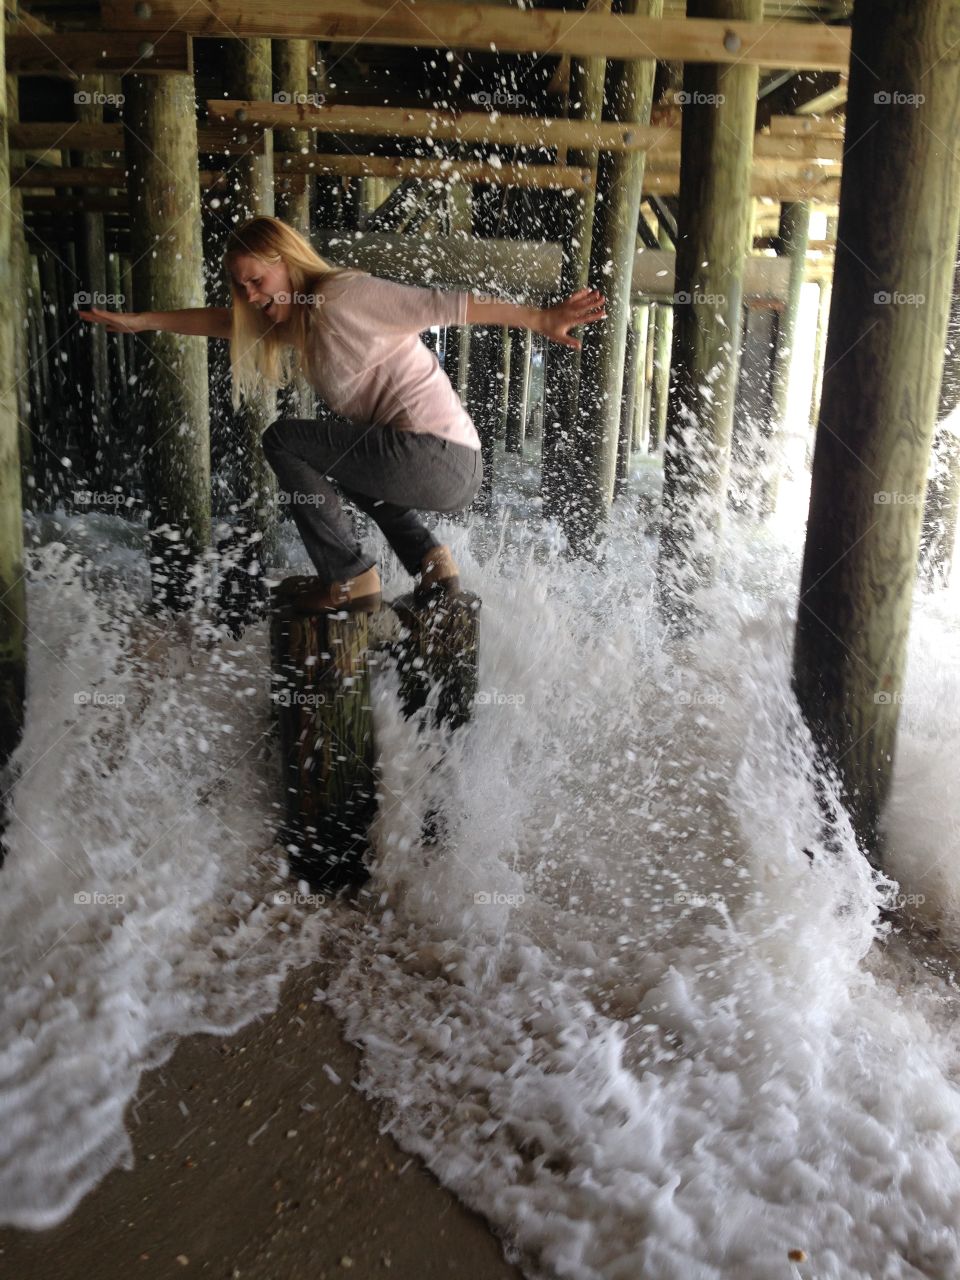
[262,412,482,582]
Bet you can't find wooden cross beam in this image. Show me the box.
[102,0,851,70]
[5,31,193,77]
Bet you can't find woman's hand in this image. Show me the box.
[538,287,607,349]
[78,306,151,334]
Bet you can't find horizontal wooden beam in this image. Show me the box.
[768,114,844,137]
[6,31,193,77]
[207,101,674,152]
[11,121,265,153]
[102,1,851,70]
[13,156,592,192]
[795,80,848,116]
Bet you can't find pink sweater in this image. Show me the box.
[301,271,481,451]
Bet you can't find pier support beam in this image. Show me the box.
[0,15,26,783]
[657,0,763,618]
[920,241,960,587]
[564,0,662,557]
[761,199,810,516]
[792,0,960,853]
[505,325,532,454]
[122,72,210,610]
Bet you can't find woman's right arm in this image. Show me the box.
[79,306,233,339]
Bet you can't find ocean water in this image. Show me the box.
[1,453,960,1279]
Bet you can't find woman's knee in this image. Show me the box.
[261,418,295,458]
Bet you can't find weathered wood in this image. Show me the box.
[541,8,608,521]
[121,72,210,610]
[792,0,960,853]
[615,308,643,498]
[496,326,511,442]
[391,593,481,733]
[505,325,532,455]
[72,74,113,490]
[108,1,851,69]
[566,0,661,557]
[0,12,27,785]
[270,589,377,887]
[6,31,193,77]
[466,324,500,515]
[272,39,313,236]
[657,0,763,619]
[920,242,960,586]
[637,298,656,451]
[761,199,811,517]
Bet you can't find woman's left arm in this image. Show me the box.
[464,287,607,351]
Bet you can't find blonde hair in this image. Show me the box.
[222,216,358,411]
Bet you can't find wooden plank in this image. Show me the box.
[768,114,844,136]
[209,100,672,151]
[103,1,851,69]
[6,31,193,76]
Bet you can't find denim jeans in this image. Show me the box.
[262,412,482,583]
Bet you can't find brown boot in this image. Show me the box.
[274,565,382,613]
[414,544,461,604]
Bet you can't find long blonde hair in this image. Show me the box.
[222,216,357,410]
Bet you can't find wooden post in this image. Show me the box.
[792,0,960,853]
[71,74,113,492]
[6,10,32,492]
[390,591,481,847]
[615,307,642,496]
[270,587,376,888]
[649,298,673,451]
[920,241,960,586]
[638,298,656,450]
[121,72,211,610]
[466,324,500,514]
[564,0,662,557]
[505,325,532,454]
[0,13,27,783]
[761,199,811,516]
[273,38,317,421]
[496,325,511,441]
[657,0,763,619]
[807,275,831,445]
[443,323,471,401]
[541,7,609,520]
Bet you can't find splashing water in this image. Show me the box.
[2,459,960,1280]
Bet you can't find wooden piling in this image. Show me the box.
[761,199,811,516]
[540,11,609,520]
[792,0,960,852]
[466,324,500,514]
[920,242,960,587]
[564,0,662,557]
[648,299,673,452]
[270,587,377,888]
[657,0,763,617]
[505,325,532,454]
[121,72,211,610]
[0,13,27,782]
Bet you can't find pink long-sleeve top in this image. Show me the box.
[301,270,482,451]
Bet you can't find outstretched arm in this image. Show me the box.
[78,306,233,339]
[464,287,606,350]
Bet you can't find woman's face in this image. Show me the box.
[229,252,293,325]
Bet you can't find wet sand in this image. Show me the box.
[0,959,524,1280]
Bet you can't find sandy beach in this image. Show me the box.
[0,956,523,1279]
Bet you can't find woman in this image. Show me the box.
[80,216,606,611]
